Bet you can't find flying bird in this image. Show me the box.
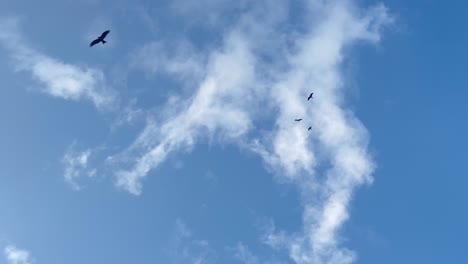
[308,126,312,131]
[90,30,110,47]
[307,92,314,101]
[294,119,302,122]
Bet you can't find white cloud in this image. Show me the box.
[112,28,258,195]
[168,219,217,264]
[253,3,391,263]
[62,144,98,190]
[134,5,159,33]
[4,245,32,264]
[169,0,250,27]
[233,243,259,264]
[109,0,391,263]
[110,98,144,129]
[0,17,117,111]
[130,40,206,83]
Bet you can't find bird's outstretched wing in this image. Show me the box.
[100,30,110,39]
[295,119,302,121]
[90,38,100,47]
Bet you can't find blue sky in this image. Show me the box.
[0,0,467,263]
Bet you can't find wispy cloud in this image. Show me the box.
[62,143,98,190]
[233,243,260,264]
[167,219,217,264]
[111,27,258,195]
[4,245,32,264]
[230,241,289,264]
[169,0,250,28]
[130,39,206,83]
[110,98,145,130]
[254,3,391,263]
[0,17,117,111]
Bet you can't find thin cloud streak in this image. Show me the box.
[0,17,117,111]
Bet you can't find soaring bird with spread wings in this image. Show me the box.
[90,30,110,47]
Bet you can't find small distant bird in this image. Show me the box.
[294,119,302,122]
[90,30,110,47]
[308,126,312,131]
[307,92,314,101]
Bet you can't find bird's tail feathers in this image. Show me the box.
[102,40,107,44]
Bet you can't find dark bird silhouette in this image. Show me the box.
[90,30,110,47]
[308,126,312,131]
[307,92,314,101]
[294,119,302,122]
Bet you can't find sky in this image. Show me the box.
[0,0,467,263]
